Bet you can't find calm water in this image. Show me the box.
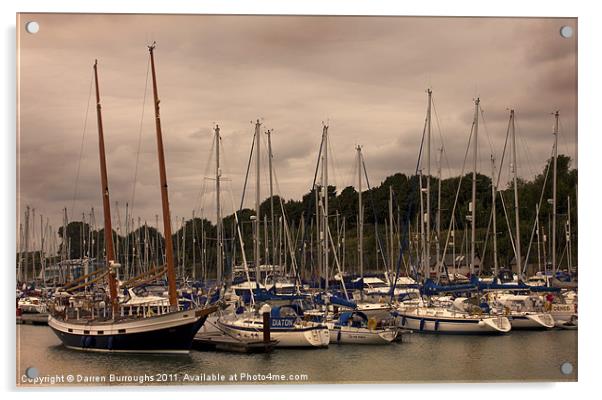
[16,324,577,386]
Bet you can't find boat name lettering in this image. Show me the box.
[270,317,296,328]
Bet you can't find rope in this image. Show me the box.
[193,128,216,215]
[271,154,303,292]
[360,152,388,270]
[431,96,452,177]
[238,125,256,211]
[439,121,475,275]
[70,72,94,220]
[521,146,554,275]
[129,56,151,218]
[479,105,496,160]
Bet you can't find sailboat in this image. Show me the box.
[398,304,511,334]
[328,311,397,345]
[48,47,215,354]
[218,304,329,348]
[351,144,393,320]
[215,121,329,347]
[490,293,554,329]
[396,94,510,335]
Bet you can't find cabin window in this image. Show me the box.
[68,329,73,333]
[118,329,126,334]
[83,330,90,334]
[97,330,104,335]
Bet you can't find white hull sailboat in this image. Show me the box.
[217,313,329,348]
[327,311,397,345]
[492,294,555,329]
[329,325,397,344]
[398,306,511,334]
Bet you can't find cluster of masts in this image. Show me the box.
[18,47,574,295]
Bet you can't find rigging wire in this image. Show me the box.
[238,123,257,212]
[558,116,575,164]
[479,105,497,158]
[129,56,151,218]
[439,120,475,272]
[360,152,389,269]
[514,114,537,181]
[193,128,216,215]
[521,146,554,275]
[431,95,452,178]
[70,72,94,220]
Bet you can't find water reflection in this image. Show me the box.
[17,325,577,385]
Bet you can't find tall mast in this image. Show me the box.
[389,186,394,273]
[40,214,44,281]
[31,208,36,280]
[356,145,364,282]
[470,98,480,275]
[24,206,30,282]
[266,129,276,269]
[17,222,23,282]
[124,203,129,279]
[436,146,443,279]
[148,44,177,309]
[42,217,49,283]
[254,119,262,284]
[115,202,121,266]
[552,111,559,273]
[322,125,329,290]
[93,60,118,314]
[62,207,67,263]
[192,210,196,280]
[536,204,542,272]
[491,154,499,275]
[215,125,223,283]
[419,170,425,277]
[567,195,572,272]
[510,110,522,279]
[315,185,321,283]
[425,89,432,278]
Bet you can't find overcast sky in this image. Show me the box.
[17,14,577,241]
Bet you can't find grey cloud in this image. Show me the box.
[17,14,577,235]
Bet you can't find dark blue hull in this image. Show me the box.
[50,315,208,354]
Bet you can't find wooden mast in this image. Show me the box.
[93,60,118,314]
[552,111,559,273]
[148,43,178,309]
